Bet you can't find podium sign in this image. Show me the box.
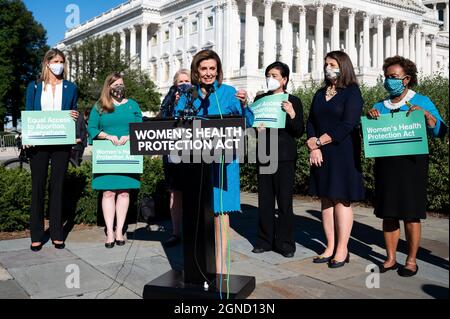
[129,117,245,160]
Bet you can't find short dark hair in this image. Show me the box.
[323,51,358,88]
[265,61,290,91]
[190,50,223,86]
[382,55,418,88]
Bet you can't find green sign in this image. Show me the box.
[250,93,288,129]
[92,140,143,174]
[361,110,429,158]
[21,111,76,145]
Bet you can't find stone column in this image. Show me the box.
[421,33,426,72]
[390,18,397,57]
[281,2,293,69]
[298,5,308,74]
[347,9,357,64]
[198,11,204,50]
[409,26,415,62]
[214,2,223,56]
[376,16,384,68]
[183,16,190,68]
[263,1,276,68]
[141,23,148,71]
[120,30,126,56]
[230,0,241,72]
[372,31,378,68]
[130,25,136,60]
[430,34,437,73]
[402,21,410,59]
[244,0,258,70]
[363,12,371,68]
[331,5,341,51]
[415,25,422,70]
[445,1,449,32]
[315,2,324,72]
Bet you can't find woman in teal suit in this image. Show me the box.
[25,48,79,252]
[174,50,253,274]
[88,73,143,248]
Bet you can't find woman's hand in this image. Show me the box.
[105,134,119,145]
[367,108,380,119]
[309,149,323,167]
[70,110,79,121]
[282,100,296,119]
[256,122,265,132]
[174,92,181,106]
[306,137,318,151]
[235,90,248,107]
[118,135,129,146]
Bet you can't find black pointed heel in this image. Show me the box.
[52,241,65,249]
[379,262,399,273]
[313,255,333,264]
[328,253,350,268]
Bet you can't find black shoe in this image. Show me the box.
[251,246,271,254]
[273,248,295,258]
[105,242,115,249]
[30,243,43,252]
[52,241,65,249]
[328,253,350,268]
[379,262,399,273]
[163,235,181,248]
[313,255,333,264]
[398,264,418,277]
[115,240,126,246]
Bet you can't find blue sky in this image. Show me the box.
[23,0,126,47]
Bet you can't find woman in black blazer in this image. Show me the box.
[252,62,304,258]
[25,48,79,251]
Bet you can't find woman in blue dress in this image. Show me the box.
[367,56,447,277]
[174,50,253,274]
[306,51,365,268]
[88,73,143,248]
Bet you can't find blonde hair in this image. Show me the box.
[40,48,67,91]
[173,69,191,86]
[98,73,124,113]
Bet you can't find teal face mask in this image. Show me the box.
[384,77,406,97]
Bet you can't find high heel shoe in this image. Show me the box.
[105,242,115,249]
[379,262,399,273]
[30,242,43,252]
[398,263,418,277]
[313,254,333,264]
[115,240,126,246]
[52,241,65,249]
[328,252,350,268]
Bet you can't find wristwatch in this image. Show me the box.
[315,138,322,147]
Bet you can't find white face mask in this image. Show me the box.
[266,77,281,92]
[48,63,64,76]
[325,67,341,80]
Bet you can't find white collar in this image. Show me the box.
[383,90,416,110]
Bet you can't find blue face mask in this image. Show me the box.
[384,78,406,97]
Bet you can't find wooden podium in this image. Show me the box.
[131,116,255,299]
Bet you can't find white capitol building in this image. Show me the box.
[57,0,449,96]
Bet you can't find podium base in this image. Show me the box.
[143,270,256,299]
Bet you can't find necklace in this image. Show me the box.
[326,86,337,99]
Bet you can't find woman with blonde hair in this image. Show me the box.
[88,73,143,248]
[25,48,79,251]
[160,68,191,247]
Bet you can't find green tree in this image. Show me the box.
[67,34,161,112]
[0,0,49,130]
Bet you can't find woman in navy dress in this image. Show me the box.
[306,51,365,268]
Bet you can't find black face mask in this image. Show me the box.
[110,84,125,102]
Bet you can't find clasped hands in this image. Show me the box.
[105,135,129,146]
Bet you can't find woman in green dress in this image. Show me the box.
[88,73,143,248]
